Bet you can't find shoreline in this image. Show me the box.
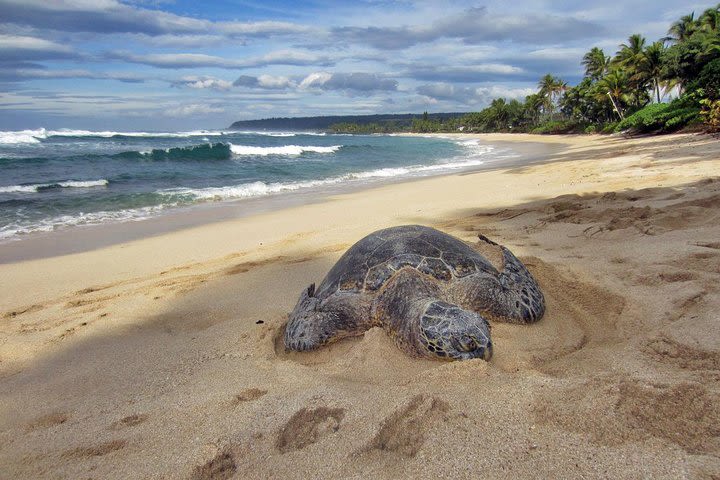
[0,135,565,263]
[2,132,719,479]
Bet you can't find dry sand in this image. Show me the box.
[0,133,719,479]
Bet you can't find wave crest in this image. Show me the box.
[159,157,490,203]
[0,128,228,145]
[115,143,232,161]
[0,130,44,145]
[228,144,341,156]
[0,179,109,194]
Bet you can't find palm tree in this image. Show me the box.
[582,47,610,80]
[598,69,630,120]
[538,74,566,120]
[639,41,667,103]
[488,98,510,130]
[614,34,652,108]
[523,93,544,125]
[699,5,720,32]
[667,13,696,43]
[615,34,647,67]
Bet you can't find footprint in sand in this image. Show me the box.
[25,412,69,431]
[3,303,45,319]
[110,413,149,430]
[191,449,237,480]
[615,381,720,454]
[642,334,720,371]
[230,388,267,406]
[62,439,127,458]
[275,406,346,453]
[364,394,449,458]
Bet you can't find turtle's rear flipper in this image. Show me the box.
[497,247,545,323]
[478,233,499,246]
[452,248,545,324]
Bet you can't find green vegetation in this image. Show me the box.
[700,98,720,131]
[229,113,468,131]
[328,4,720,135]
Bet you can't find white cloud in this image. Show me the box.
[0,66,146,82]
[0,34,77,60]
[164,104,225,116]
[108,49,334,69]
[0,0,312,38]
[417,82,535,104]
[257,74,293,89]
[233,74,296,89]
[333,6,605,49]
[299,71,333,89]
[298,72,397,92]
[177,76,233,91]
[217,21,313,36]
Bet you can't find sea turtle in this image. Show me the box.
[284,225,544,361]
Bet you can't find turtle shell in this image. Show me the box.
[314,225,497,299]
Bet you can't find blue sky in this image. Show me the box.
[0,0,715,131]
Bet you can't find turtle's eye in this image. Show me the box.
[454,335,477,352]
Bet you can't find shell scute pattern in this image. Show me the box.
[418,257,452,281]
[364,264,395,291]
[440,251,478,278]
[387,253,423,271]
[339,273,364,292]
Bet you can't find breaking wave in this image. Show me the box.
[0,128,227,144]
[228,144,342,156]
[160,155,491,202]
[0,179,109,194]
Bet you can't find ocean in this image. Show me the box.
[0,129,516,242]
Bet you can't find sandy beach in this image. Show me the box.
[1,132,719,479]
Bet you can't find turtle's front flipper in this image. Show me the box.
[452,242,545,324]
[373,267,492,361]
[284,285,374,351]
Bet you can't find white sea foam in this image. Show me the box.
[0,130,45,144]
[163,179,335,201]
[0,205,167,240]
[234,131,326,137]
[0,179,108,193]
[228,144,342,156]
[0,184,38,193]
[45,129,226,138]
[0,128,227,144]
[350,167,411,178]
[160,156,490,203]
[233,131,295,137]
[57,179,109,188]
[0,128,333,145]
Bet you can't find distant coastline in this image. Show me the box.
[227,112,468,132]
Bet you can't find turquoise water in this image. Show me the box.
[0,129,513,241]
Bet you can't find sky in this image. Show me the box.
[0,0,715,131]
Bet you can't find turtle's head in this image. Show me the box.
[292,283,319,315]
[284,284,331,351]
[419,301,492,361]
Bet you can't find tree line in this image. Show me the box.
[330,4,720,135]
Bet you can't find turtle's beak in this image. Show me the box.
[482,342,493,361]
